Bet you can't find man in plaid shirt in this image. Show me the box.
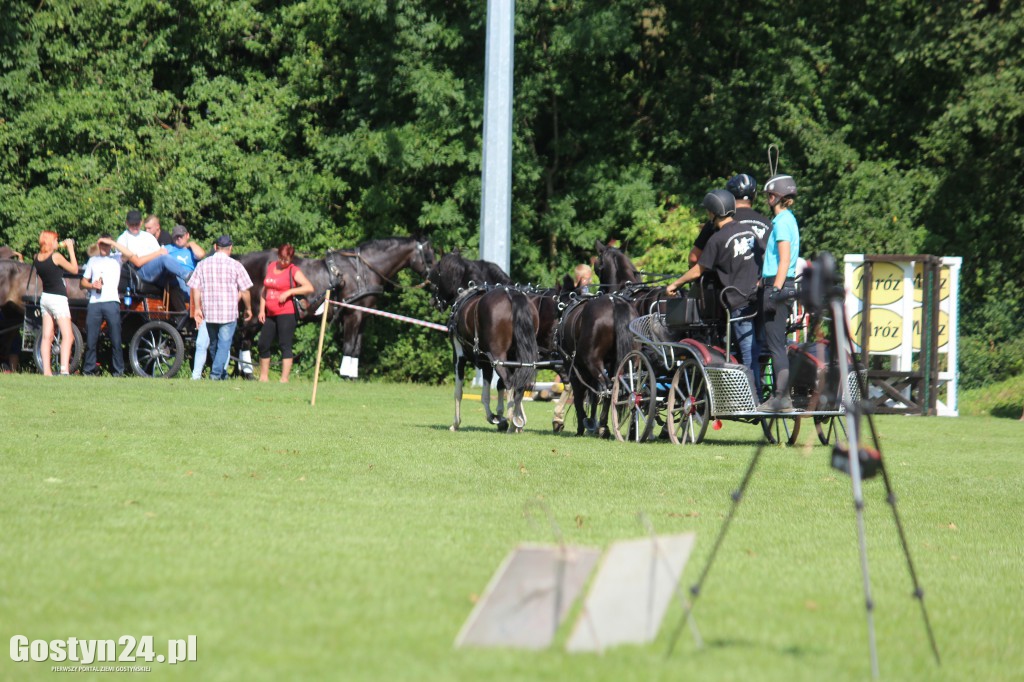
[190,234,253,380]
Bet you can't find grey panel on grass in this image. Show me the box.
[566,533,696,652]
[455,544,601,649]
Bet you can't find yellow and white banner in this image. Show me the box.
[843,255,961,416]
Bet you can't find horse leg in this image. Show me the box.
[451,340,466,432]
[492,364,513,432]
[238,325,256,379]
[339,309,364,379]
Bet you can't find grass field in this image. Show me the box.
[1,374,1021,681]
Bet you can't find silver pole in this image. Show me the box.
[479,0,514,274]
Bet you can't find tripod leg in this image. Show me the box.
[844,426,881,679]
[666,443,767,656]
[866,421,942,665]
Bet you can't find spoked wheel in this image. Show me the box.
[666,358,710,445]
[814,415,847,446]
[130,321,184,378]
[610,350,656,443]
[33,325,84,374]
[761,413,802,445]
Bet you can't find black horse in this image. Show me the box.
[236,236,435,378]
[593,238,680,320]
[555,293,637,436]
[427,250,538,432]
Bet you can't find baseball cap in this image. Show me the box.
[215,234,233,247]
[126,210,142,224]
[171,224,188,239]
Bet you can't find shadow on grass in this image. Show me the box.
[704,636,822,658]
[991,404,1024,419]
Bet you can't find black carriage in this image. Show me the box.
[609,281,862,446]
[21,267,194,378]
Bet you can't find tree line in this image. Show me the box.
[1,0,1021,385]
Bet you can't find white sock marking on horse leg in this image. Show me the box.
[239,350,254,375]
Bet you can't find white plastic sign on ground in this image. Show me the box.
[454,544,601,649]
[566,533,696,653]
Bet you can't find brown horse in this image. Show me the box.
[555,293,637,436]
[427,250,538,432]
[236,236,435,378]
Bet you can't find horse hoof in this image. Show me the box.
[497,418,510,433]
[552,421,564,433]
[450,424,459,432]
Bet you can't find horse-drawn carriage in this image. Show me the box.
[608,279,862,447]
[20,265,196,377]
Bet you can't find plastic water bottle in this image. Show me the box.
[124,285,132,306]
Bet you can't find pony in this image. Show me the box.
[554,293,637,436]
[592,238,677,320]
[427,250,538,432]
[236,236,434,378]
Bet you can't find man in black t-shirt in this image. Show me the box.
[726,173,773,269]
[668,190,761,378]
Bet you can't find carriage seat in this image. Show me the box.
[117,263,166,298]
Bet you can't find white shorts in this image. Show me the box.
[40,293,71,320]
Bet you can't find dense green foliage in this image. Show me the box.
[1,1,1021,384]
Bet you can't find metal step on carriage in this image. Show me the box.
[21,265,196,377]
[609,284,863,446]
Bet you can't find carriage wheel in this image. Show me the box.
[33,325,84,374]
[130,321,184,378]
[761,414,802,446]
[610,351,656,443]
[814,415,847,446]
[666,359,710,445]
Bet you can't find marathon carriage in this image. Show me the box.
[609,280,862,446]
[21,266,196,377]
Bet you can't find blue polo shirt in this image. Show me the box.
[762,209,800,278]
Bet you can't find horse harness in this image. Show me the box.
[446,284,534,370]
[553,292,629,398]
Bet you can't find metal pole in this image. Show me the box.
[479,0,515,274]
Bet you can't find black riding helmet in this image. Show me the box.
[702,189,736,218]
[764,174,797,199]
[726,173,757,202]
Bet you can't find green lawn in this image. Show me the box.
[1,374,1021,681]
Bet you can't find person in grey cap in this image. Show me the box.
[164,225,205,291]
[189,235,253,380]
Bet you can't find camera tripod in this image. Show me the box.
[666,253,941,678]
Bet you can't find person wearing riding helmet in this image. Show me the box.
[726,173,773,270]
[760,174,800,412]
[667,190,761,379]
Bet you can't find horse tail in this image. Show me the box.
[509,290,539,392]
[612,297,636,371]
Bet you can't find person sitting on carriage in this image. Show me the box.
[115,209,195,301]
[666,189,761,385]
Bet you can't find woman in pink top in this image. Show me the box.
[257,244,314,382]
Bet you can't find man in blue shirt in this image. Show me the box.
[164,224,206,297]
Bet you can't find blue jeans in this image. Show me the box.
[730,304,759,388]
[206,321,237,380]
[191,322,209,379]
[138,256,193,294]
